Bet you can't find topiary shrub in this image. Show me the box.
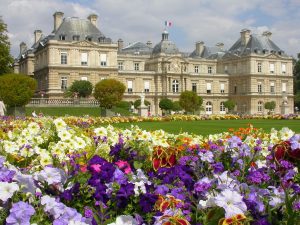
[133,99,150,109]
[94,79,126,109]
[0,73,37,107]
[64,80,93,98]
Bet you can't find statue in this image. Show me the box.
[140,92,145,107]
[0,100,6,116]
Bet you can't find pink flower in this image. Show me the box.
[90,164,101,173]
[115,160,132,174]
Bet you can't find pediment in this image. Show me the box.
[165,55,189,64]
[73,40,99,47]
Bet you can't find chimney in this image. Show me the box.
[117,38,124,51]
[262,31,272,39]
[216,42,224,51]
[19,42,27,54]
[196,41,204,56]
[240,29,251,46]
[146,41,152,48]
[88,14,98,28]
[34,30,42,43]
[53,11,64,32]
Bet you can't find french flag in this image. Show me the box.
[165,21,172,27]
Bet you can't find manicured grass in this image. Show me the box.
[26,107,133,117]
[113,119,300,136]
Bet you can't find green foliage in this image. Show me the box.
[159,98,173,112]
[0,73,37,107]
[264,101,276,113]
[65,80,93,98]
[0,18,13,75]
[93,79,126,109]
[224,100,236,112]
[295,92,300,109]
[133,99,150,109]
[172,101,182,112]
[179,91,202,113]
[116,101,131,110]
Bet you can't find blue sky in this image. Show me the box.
[0,0,299,58]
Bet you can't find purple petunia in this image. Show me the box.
[6,201,35,225]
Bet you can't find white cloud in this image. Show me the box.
[0,0,299,58]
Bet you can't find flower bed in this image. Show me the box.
[0,117,300,224]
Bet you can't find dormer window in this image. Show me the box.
[86,36,92,41]
[73,35,80,41]
[98,37,105,43]
[263,49,269,54]
[59,35,66,41]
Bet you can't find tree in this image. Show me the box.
[133,99,150,109]
[264,101,276,114]
[94,79,126,109]
[159,98,173,114]
[172,101,182,112]
[65,80,93,98]
[0,73,37,107]
[295,92,300,110]
[116,101,132,110]
[0,18,13,75]
[224,100,236,113]
[179,91,202,114]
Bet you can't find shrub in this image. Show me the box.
[94,79,126,109]
[265,101,276,114]
[179,91,202,113]
[116,101,131,110]
[224,100,236,113]
[0,73,37,107]
[172,101,182,112]
[65,80,93,98]
[133,99,150,109]
[159,98,173,114]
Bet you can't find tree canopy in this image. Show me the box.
[65,80,93,98]
[93,79,126,109]
[133,99,150,109]
[0,18,13,75]
[224,100,236,113]
[264,101,276,113]
[0,74,37,107]
[159,98,173,113]
[179,91,202,113]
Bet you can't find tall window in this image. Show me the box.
[100,54,107,66]
[224,65,228,73]
[61,77,67,90]
[270,82,275,93]
[172,80,179,93]
[118,62,124,70]
[220,83,225,93]
[127,80,133,93]
[206,82,212,94]
[81,52,88,66]
[282,64,286,74]
[61,52,67,64]
[208,66,212,74]
[220,102,225,114]
[234,85,237,94]
[206,101,212,114]
[134,63,139,71]
[73,35,79,41]
[282,82,287,93]
[258,82,262,93]
[257,62,262,73]
[194,65,199,73]
[192,83,197,92]
[270,63,275,73]
[59,35,66,41]
[258,101,263,112]
[144,81,150,93]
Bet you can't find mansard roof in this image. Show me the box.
[228,33,286,56]
[189,46,225,59]
[120,42,153,54]
[52,17,111,43]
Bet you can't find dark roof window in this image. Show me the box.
[59,35,66,41]
[73,35,80,41]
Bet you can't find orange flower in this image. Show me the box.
[218,214,246,225]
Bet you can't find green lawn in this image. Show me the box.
[25,107,300,135]
[112,119,300,136]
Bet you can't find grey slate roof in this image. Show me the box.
[52,17,111,43]
[120,42,153,54]
[228,34,286,56]
[189,46,224,59]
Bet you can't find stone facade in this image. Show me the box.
[14,12,294,115]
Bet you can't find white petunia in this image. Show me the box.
[108,215,138,225]
[214,189,247,218]
[279,127,294,141]
[58,129,72,141]
[94,127,108,137]
[68,220,89,225]
[35,167,66,185]
[0,182,19,202]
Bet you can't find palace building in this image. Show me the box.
[14,12,294,115]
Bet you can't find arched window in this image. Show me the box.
[258,101,263,112]
[172,80,179,93]
[206,101,213,114]
[220,102,225,114]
